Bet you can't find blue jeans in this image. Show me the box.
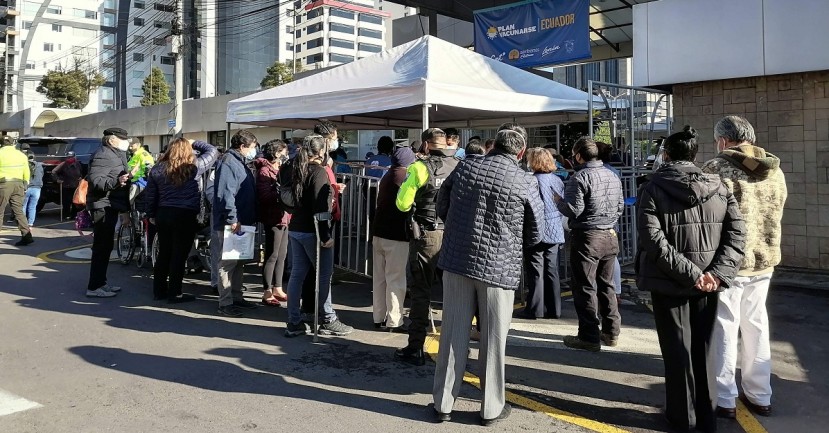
[286,231,336,325]
[23,187,41,226]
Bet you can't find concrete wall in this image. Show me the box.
[673,70,829,269]
[633,0,829,87]
[44,92,287,153]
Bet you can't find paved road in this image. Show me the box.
[1,209,826,433]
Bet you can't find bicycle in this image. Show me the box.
[116,208,153,268]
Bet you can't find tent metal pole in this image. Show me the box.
[422,103,430,130]
[225,123,231,150]
[556,124,561,154]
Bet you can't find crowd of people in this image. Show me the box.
[0,114,786,431]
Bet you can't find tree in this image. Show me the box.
[36,58,106,109]
[140,67,171,106]
[260,60,304,89]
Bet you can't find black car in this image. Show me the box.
[19,136,102,212]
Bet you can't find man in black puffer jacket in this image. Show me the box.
[636,126,745,433]
[432,124,545,426]
[85,128,131,298]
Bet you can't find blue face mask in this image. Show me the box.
[243,147,257,161]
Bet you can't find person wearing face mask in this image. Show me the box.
[254,139,291,306]
[84,128,132,297]
[212,130,260,317]
[554,137,624,352]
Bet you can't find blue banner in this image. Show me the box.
[474,0,591,68]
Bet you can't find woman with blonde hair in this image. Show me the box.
[516,147,566,319]
[145,137,218,303]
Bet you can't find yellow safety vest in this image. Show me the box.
[0,146,30,183]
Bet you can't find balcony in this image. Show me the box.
[0,6,19,17]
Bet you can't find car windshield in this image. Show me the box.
[19,139,69,156]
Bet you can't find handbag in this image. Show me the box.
[72,179,89,207]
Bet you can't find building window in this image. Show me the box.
[154,37,167,46]
[43,43,54,52]
[330,22,354,35]
[358,27,382,39]
[134,17,145,26]
[74,9,98,19]
[103,33,116,46]
[565,66,577,88]
[306,37,323,49]
[25,62,36,70]
[133,53,145,62]
[46,5,62,15]
[307,8,323,19]
[154,21,171,29]
[100,87,114,100]
[359,14,383,25]
[329,53,353,64]
[103,13,116,26]
[154,2,175,12]
[134,1,145,8]
[603,60,620,85]
[295,30,301,38]
[579,62,601,90]
[160,56,174,65]
[22,21,33,30]
[286,42,293,51]
[329,38,353,49]
[295,15,302,25]
[330,9,354,20]
[133,35,145,44]
[307,23,322,34]
[358,43,382,53]
[286,25,293,33]
[306,54,323,65]
[132,87,143,97]
[52,24,62,32]
[132,70,144,79]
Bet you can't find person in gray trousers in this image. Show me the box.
[432,123,546,426]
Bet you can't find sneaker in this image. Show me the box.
[15,232,34,246]
[318,319,354,336]
[86,287,117,298]
[600,333,618,347]
[217,305,243,317]
[563,335,600,352]
[285,321,309,338]
[233,299,258,309]
[102,284,121,293]
[480,403,512,426]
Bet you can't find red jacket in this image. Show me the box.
[325,165,341,222]
[254,158,290,226]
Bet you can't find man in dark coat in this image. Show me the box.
[85,128,131,297]
[432,123,545,426]
[212,130,259,317]
[637,126,746,433]
[555,137,624,352]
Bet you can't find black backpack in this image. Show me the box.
[275,164,298,214]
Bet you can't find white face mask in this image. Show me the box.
[327,137,339,151]
[116,139,129,152]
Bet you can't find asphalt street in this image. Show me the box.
[1,208,827,433]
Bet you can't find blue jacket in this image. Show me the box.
[28,161,44,188]
[535,172,565,244]
[212,148,257,230]
[437,151,546,289]
[365,153,391,178]
[145,141,218,217]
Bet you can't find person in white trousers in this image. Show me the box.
[702,116,788,418]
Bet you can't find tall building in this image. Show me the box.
[0,0,116,114]
[294,0,390,70]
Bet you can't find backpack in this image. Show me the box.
[275,166,298,214]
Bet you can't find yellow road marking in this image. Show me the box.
[424,333,632,433]
[37,243,93,264]
[736,400,770,433]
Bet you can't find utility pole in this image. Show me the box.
[171,0,184,137]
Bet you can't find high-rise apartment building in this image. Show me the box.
[293,0,390,69]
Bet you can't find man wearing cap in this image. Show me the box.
[394,128,460,365]
[85,128,131,298]
[0,136,34,246]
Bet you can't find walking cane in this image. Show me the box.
[312,212,332,343]
[59,185,63,221]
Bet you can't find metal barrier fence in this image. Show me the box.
[333,169,641,281]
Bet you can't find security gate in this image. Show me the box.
[588,81,673,266]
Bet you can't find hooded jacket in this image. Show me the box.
[701,144,787,276]
[636,162,746,297]
[373,146,416,242]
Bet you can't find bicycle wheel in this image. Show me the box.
[136,218,148,268]
[116,223,135,264]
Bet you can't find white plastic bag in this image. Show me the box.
[221,225,257,260]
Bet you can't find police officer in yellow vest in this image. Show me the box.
[0,137,34,246]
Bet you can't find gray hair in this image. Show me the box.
[303,134,325,147]
[714,115,756,144]
[493,128,527,156]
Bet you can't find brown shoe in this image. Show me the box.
[740,395,771,417]
[716,406,736,419]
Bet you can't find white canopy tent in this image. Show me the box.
[226,36,597,130]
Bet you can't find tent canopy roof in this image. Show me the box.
[226,36,594,129]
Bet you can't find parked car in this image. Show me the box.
[18,136,102,212]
